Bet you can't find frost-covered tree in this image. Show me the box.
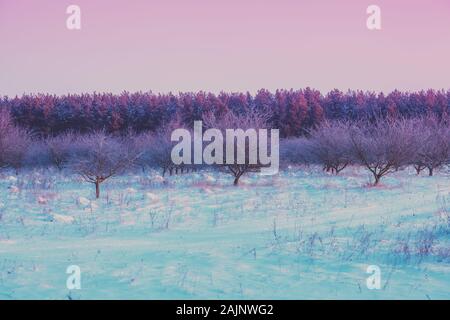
[72,131,139,198]
[308,121,353,174]
[412,117,450,176]
[141,121,186,176]
[349,119,416,185]
[0,109,31,174]
[203,109,274,185]
[46,132,77,170]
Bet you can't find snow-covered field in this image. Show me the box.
[0,167,449,300]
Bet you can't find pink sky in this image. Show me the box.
[0,0,449,96]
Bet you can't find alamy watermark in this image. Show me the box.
[366,265,381,290]
[65,5,379,31]
[171,121,280,175]
[66,5,81,30]
[66,265,81,290]
[366,5,381,30]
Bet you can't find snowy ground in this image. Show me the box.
[0,166,449,300]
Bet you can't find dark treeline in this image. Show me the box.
[1,88,449,137]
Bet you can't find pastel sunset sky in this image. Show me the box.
[0,0,449,96]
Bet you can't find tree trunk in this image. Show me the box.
[335,167,343,175]
[428,167,434,176]
[95,180,100,199]
[373,174,381,186]
[414,165,422,175]
[233,169,245,186]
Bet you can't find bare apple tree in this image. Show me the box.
[46,132,77,171]
[349,118,416,185]
[412,116,450,176]
[72,131,139,198]
[203,108,274,185]
[138,121,187,176]
[308,121,353,174]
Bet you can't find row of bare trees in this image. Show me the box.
[282,117,450,185]
[1,108,449,196]
[1,108,276,193]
